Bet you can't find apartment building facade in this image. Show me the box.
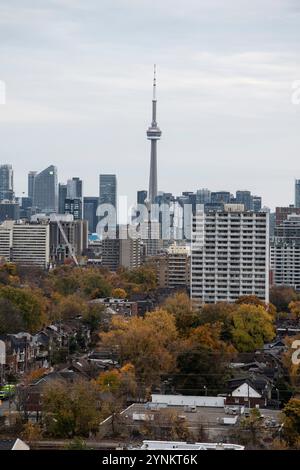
[270,214,300,291]
[148,244,190,289]
[191,205,269,304]
[11,223,50,268]
[0,221,13,261]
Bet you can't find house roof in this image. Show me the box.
[30,364,90,389]
[0,440,16,450]
[227,374,271,394]
[0,438,29,450]
[231,382,262,398]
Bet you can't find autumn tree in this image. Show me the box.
[119,266,157,293]
[0,286,48,332]
[282,398,300,447]
[0,298,24,334]
[198,303,275,352]
[80,270,112,299]
[112,288,127,299]
[235,295,276,316]
[48,266,80,296]
[238,408,264,447]
[96,369,122,394]
[16,265,46,288]
[0,263,20,286]
[94,364,137,436]
[21,422,42,446]
[82,303,105,333]
[99,309,178,388]
[95,363,137,399]
[270,286,298,312]
[289,301,300,320]
[230,304,275,352]
[42,379,101,438]
[174,323,235,395]
[57,294,88,320]
[198,302,234,341]
[163,292,200,335]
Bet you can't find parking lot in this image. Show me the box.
[122,403,281,441]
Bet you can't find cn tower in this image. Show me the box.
[147,64,162,204]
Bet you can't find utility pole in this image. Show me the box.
[248,382,250,410]
[8,385,12,427]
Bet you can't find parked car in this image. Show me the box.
[0,384,16,400]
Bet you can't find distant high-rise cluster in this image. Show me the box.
[0,164,14,201]
[2,68,300,307]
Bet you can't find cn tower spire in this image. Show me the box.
[153,63,157,101]
[147,64,162,204]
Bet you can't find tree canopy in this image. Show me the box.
[99,309,178,386]
[0,286,48,333]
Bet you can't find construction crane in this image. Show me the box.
[53,215,79,266]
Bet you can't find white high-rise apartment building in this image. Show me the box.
[270,214,300,291]
[270,242,300,291]
[0,221,13,261]
[191,205,269,304]
[12,223,50,268]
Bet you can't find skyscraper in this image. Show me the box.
[137,190,147,206]
[0,201,19,222]
[196,189,211,205]
[66,177,83,219]
[99,174,117,233]
[252,196,262,213]
[99,174,117,208]
[33,165,58,214]
[64,198,82,220]
[236,190,253,211]
[0,164,14,201]
[191,206,269,304]
[211,191,232,205]
[83,196,99,233]
[147,65,162,204]
[28,171,37,200]
[295,180,300,208]
[67,177,83,200]
[58,183,67,214]
[271,214,300,291]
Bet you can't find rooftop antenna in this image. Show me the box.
[153,64,157,101]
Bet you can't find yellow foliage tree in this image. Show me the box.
[230,304,275,352]
[163,292,199,335]
[289,301,300,320]
[99,310,178,386]
[112,288,127,299]
[57,294,88,320]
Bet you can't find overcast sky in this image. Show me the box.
[0,0,300,209]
